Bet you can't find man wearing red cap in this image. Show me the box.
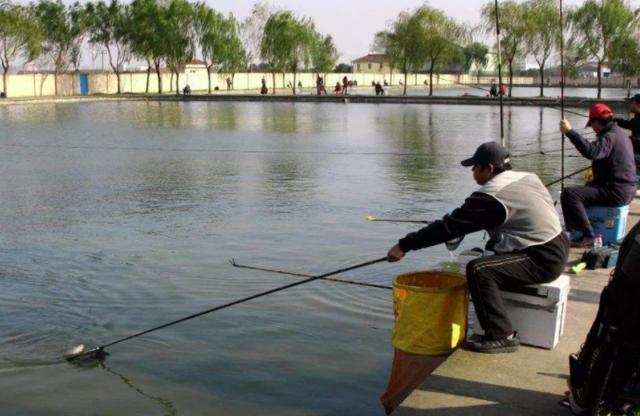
[560,103,638,248]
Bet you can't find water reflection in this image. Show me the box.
[260,156,317,214]
[384,109,442,193]
[262,104,298,134]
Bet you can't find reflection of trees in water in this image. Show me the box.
[101,363,178,416]
[260,156,317,212]
[262,104,298,134]
[132,102,187,129]
[206,103,238,130]
[1,103,77,125]
[385,109,442,194]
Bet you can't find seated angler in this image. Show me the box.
[560,103,637,248]
[614,93,640,168]
[387,142,569,353]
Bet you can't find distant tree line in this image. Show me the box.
[0,0,338,96]
[1,0,639,97]
[375,0,640,98]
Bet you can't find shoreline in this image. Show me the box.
[0,93,629,108]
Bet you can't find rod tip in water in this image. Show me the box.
[64,345,109,365]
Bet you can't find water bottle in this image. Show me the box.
[593,234,603,249]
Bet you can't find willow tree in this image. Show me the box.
[194,3,221,93]
[163,0,195,95]
[129,0,167,93]
[373,11,422,96]
[463,42,489,84]
[414,6,466,96]
[85,0,132,94]
[481,1,528,96]
[260,11,291,94]
[34,0,87,96]
[0,2,42,96]
[568,0,639,99]
[217,15,248,89]
[311,34,338,81]
[525,0,559,97]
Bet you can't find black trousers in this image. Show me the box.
[466,243,567,339]
[561,185,634,238]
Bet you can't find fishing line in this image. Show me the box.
[494,0,505,146]
[560,0,567,190]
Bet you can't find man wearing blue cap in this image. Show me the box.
[387,142,569,353]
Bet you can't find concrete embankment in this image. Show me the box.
[0,92,628,108]
[395,196,640,415]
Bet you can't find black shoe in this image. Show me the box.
[470,332,520,353]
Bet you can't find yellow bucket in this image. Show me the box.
[392,271,468,355]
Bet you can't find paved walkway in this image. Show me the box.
[396,196,640,415]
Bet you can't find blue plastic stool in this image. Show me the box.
[587,205,630,244]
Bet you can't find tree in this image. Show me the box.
[218,15,248,89]
[34,0,87,96]
[525,0,560,97]
[463,42,489,84]
[85,0,132,94]
[239,3,271,67]
[0,2,42,96]
[260,11,292,94]
[568,0,639,99]
[373,11,422,96]
[311,34,338,80]
[129,0,167,93]
[482,1,529,96]
[334,63,351,72]
[282,14,315,95]
[194,3,224,93]
[414,6,466,96]
[609,34,640,95]
[163,0,195,95]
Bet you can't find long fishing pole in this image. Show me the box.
[559,0,566,190]
[494,0,505,147]
[66,256,388,362]
[366,215,433,224]
[230,259,392,290]
[544,166,590,187]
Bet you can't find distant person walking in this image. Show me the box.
[342,76,348,95]
[260,78,268,95]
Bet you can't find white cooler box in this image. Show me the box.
[470,274,570,349]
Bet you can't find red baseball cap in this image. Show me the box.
[586,103,614,127]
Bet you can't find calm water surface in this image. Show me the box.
[0,101,591,415]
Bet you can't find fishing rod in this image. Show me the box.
[494,0,505,147]
[366,166,590,228]
[544,166,590,187]
[230,259,392,290]
[366,215,432,224]
[559,0,566,190]
[65,256,388,363]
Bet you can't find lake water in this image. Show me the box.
[0,100,593,415]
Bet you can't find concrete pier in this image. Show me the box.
[395,196,640,415]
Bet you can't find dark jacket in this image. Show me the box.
[566,123,637,197]
[398,191,569,267]
[615,113,640,156]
